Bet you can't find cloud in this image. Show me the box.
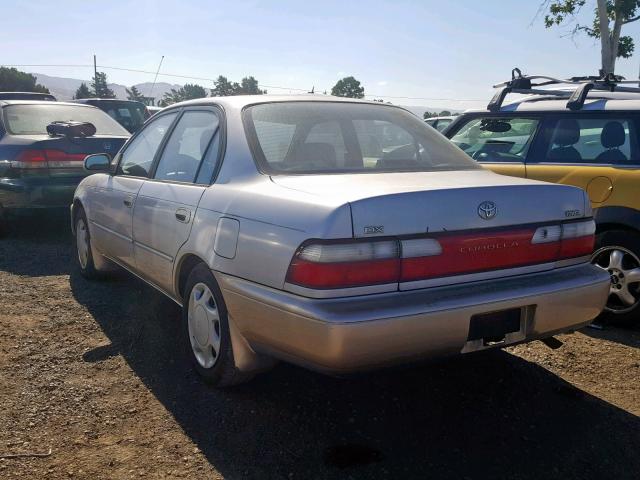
[377,81,388,86]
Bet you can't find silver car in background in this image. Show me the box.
[71,95,610,386]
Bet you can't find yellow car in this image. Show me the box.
[446,74,640,323]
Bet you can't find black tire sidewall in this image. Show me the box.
[594,229,640,323]
[182,263,235,385]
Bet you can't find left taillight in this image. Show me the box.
[286,239,400,289]
[12,149,49,169]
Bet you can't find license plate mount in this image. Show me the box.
[468,308,523,344]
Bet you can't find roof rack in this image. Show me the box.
[487,68,640,112]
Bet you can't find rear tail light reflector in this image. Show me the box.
[286,219,597,290]
[11,149,87,169]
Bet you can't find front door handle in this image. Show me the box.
[123,197,133,208]
[175,208,191,223]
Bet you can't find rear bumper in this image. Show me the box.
[0,177,81,210]
[217,263,610,373]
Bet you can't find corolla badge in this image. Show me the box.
[477,201,497,220]
[103,142,112,151]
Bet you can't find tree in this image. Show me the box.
[211,76,239,96]
[126,85,145,101]
[542,0,640,75]
[331,76,365,98]
[237,76,266,95]
[158,83,208,106]
[74,82,93,99]
[91,71,115,98]
[0,67,50,93]
[210,75,266,96]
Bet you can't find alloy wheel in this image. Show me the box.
[592,245,640,314]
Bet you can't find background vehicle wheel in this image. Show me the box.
[591,230,640,325]
[0,209,8,238]
[182,263,254,387]
[74,208,101,280]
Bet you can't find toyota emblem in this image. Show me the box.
[478,201,497,220]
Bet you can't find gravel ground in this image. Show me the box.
[1,212,639,479]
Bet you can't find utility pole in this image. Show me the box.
[93,54,98,97]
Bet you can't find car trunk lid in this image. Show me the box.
[272,170,589,237]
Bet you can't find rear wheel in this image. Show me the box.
[74,208,100,280]
[591,230,640,325]
[182,263,254,387]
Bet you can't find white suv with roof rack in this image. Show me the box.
[444,69,640,324]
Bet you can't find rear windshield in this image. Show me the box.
[91,101,148,133]
[243,102,480,174]
[2,104,129,136]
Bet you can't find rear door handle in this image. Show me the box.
[175,208,191,223]
[123,197,133,208]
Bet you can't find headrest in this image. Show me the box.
[553,119,580,146]
[293,142,336,168]
[601,121,625,149]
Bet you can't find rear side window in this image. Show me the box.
[449,117,539,162]
[541,117,638,165]
[154,110,220,183]
[100,102,147,133]
[244,102,479,174]
[2,104,129,136]
[117,112,177,177]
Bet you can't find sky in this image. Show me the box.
[3,0,640,110]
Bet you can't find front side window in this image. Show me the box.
[449,117,539,162]
[244,102,479,174]
[117,112,177,177]
[154,110,220,183]
[543,117,637,165]
[2,104,129,136]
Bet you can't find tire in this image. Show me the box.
[0,209,8,238]
[182,263,254,387]
[74,207,101,280]
[591,230,640,325]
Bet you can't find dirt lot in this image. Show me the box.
[1,212,639,479]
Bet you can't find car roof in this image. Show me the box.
[425,116,455,121]
[464,90,640,114]
[0,100,100,108]
[163,94,409,112]
[72,98,145,105]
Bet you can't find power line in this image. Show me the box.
[1,63,487,102]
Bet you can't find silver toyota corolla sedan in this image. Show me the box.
[71,95,610,386]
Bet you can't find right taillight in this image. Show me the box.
[559,219,596,259]
[532,219,595,259]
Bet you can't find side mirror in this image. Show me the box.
[84,153,112,172]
